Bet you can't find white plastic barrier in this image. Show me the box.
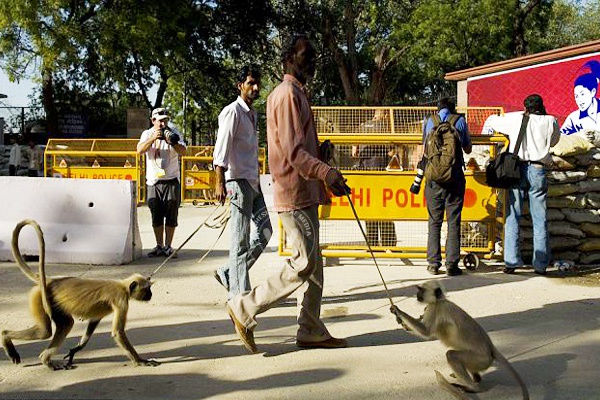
[0,177,142,265]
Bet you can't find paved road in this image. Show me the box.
[0,204,598,399]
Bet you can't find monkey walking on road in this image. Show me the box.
[390,281,529,400]
[1,219,160,370]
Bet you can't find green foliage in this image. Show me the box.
[0,0,598,138]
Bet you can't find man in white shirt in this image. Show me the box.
[212,66,272,299]
[8,135,22,176]
[486,94,560,275]
[137,108,187,257]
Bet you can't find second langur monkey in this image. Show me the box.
[390,281,529,400]
[1,219,160,370]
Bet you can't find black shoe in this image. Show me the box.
[534,270,547,276]
[446,267,462,276]
[427,265,440,275]
[503,267,516,274]
[148,245,164,258]
[163,245,177,258]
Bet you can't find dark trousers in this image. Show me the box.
[425,175,465,267]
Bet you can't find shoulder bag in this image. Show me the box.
[485,114,529,189]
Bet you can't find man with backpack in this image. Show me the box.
[422,98,472,276]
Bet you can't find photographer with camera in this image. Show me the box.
[421,98,471,276]
[137,107,187,258]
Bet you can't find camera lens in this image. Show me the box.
[410,168,424,195]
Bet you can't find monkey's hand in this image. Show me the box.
[390,305,403,324]
[136,358,160,367]
[390,306,411,331]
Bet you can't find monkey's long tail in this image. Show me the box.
[493,347,530,400]
[148,205,229,279]
[345,193,394,307]
[12,220,53,317]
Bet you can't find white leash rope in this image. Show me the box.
[148,205,228,279]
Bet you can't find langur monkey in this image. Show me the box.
[390,281,529,400]
[1,219,160,370]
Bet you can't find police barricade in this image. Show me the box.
[181,146,267,205]
[44,139,145,204]
[279,106,507,267]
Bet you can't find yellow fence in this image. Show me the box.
[43,140,268,206]
[180,146,267,204]
[44,139,145,203]
[280,106,508,265]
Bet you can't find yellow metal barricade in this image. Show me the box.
[279,106,508,265]
[44,139,145,204]
[181,146,267,205]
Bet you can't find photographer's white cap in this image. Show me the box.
[151,108,169,120]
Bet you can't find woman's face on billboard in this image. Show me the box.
[574,85,597,112]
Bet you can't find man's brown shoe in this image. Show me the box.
[296,337,347,349]
[226,304,257,353]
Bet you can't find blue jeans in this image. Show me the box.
[504,163,550,271]
[217,180,272,299]
[425,175,465,267]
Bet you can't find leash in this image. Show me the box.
[345,192,395,307]
[326,145,395,306]
[196,207,230,265]
[148,205,228,279]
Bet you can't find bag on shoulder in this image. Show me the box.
[485,115,529,189]
[424,114,461,184]
[485,152,522,188]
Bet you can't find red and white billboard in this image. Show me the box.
[468,53,600,135]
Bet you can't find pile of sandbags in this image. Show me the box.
[520,130,600,265]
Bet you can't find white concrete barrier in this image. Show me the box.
[0,177,142,265]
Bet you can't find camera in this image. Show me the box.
[158,128,179,145]
[410,157,426,195]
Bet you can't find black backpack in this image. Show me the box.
[424,114,461,184]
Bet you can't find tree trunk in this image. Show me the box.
[42,67,58,137]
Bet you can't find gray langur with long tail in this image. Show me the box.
[390,281,529,400]
[2,219,159,370]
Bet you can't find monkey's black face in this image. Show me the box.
[141,288,152,301]
[416,287,424,302]
[130,278,154,302]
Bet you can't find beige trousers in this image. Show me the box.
[227,205,331,342]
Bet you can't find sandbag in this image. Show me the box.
[578,178,600,193]
[586,192,600,208]
[580,222,600,237]
[551,131,594,156]
[578,238,600,252]
[563,208,600,223]
[547,208,565,221]
[548,221,585,238]
[549,155,577,170]
[587,165,600,178]
[547,183,579,197]
[546,170,587,183]
[521,228,533,239]
[552,251,580,263]
[580,252,600,265]
[575,148,600,166]
[547,194,587,209]
[584,129,600,147]
[550,236,582,251]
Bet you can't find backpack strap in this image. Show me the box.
[431,114,442,128]
[447,113,460,128]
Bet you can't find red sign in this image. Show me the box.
[468,53,600,134]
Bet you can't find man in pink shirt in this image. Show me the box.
[226,34,350,353]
